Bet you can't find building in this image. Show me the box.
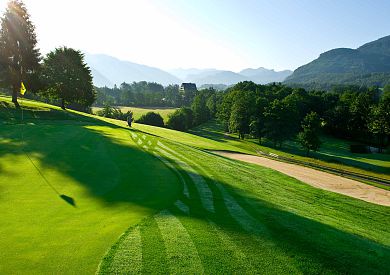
[179,83,197,105]
[179,83,197,94]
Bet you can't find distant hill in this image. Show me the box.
[285,35,390,88]
[170,67,291,86]
[85,54,181,87]
[187,70,248,86]
[86,54,292,88]
[167,68,217,80]
[240,67,292,84]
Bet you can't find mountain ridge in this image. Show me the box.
[285,35,390,88]
[86,53,292,88]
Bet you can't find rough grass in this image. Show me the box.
[190,120,390,180]
[92,106,177,123]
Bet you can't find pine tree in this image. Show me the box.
[0,0,40,106]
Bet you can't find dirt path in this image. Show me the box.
[214,151,390,207]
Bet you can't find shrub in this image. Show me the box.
[136,112,164,127]
[166,107,193,131]
[96,105,132,121]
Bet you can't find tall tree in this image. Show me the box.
[368,99,390,152]
[42,47,95,109]
[0,0,40,106]
[191,92,210,126]
[263,99,299,147]
[298,112,322,155]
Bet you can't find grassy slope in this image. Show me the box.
[190,120,390,180]
[92,106,177,123]
[100,130,390,274]
[0,97,180,274]
[1,97,389,274]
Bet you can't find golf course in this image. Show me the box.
[1,96,389,274]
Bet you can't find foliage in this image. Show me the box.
[367,99,390,152]
[166,107,193,131]
[263,98,299,146]
[218,81,390,150]
[191,91,210,125]
[41,47,95,109]
[136,111,164,127]
[95,82,182,107]
[96,104,132,121]
[0,0,41,105]
[298,112,322,155]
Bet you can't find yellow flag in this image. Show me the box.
[20,82,26,95]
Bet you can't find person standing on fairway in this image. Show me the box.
[127,113,133,127]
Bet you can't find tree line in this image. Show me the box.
[97,88,221,132]
[95,82,188,107]
[0,1,95,110]
[216,82,390,154]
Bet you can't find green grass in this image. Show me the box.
[100,133,390,274]
[190,120,390,180]
[92,106,177,123]
[1,96,389,274]
[0,96,180,274]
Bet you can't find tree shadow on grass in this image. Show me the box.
[1,101,389,273]
[166,164,390,274]
[0,116,180,211]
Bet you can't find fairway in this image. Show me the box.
[1,97,389,274]
[92,106,177,122]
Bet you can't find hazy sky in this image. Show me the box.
[1,0,389,71]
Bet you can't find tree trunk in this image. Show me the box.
[12,83,19,108]
[61,98,65,110]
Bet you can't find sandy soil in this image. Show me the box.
[214,151,390,207]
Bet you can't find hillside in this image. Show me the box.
[240,67,292,83]
[285,35,390,88]
[1,97,389,274]
[86,55,291,88]
[85,54,181,87]
[170,67,292,86]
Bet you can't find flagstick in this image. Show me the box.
[21,94,24,141]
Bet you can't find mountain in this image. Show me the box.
[85,54,181,87]
[170,67,291,86]
[86,53,292,88]
[240,67,292,84]
[285,35,390,88]
[90,67,114,88]
[167,68,217,80]
[186,70,248,86]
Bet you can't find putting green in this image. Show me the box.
[0,97,180,274]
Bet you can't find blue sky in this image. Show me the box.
[1,0,389,71]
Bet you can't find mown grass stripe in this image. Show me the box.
[216,183,268,235]
[152,151,190,197]
[174,199,190,215]
[140,218,170,274]
[99,227,142,274]
[156,146,215,213]
[154,210,204,274]
[208,220,256,274]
